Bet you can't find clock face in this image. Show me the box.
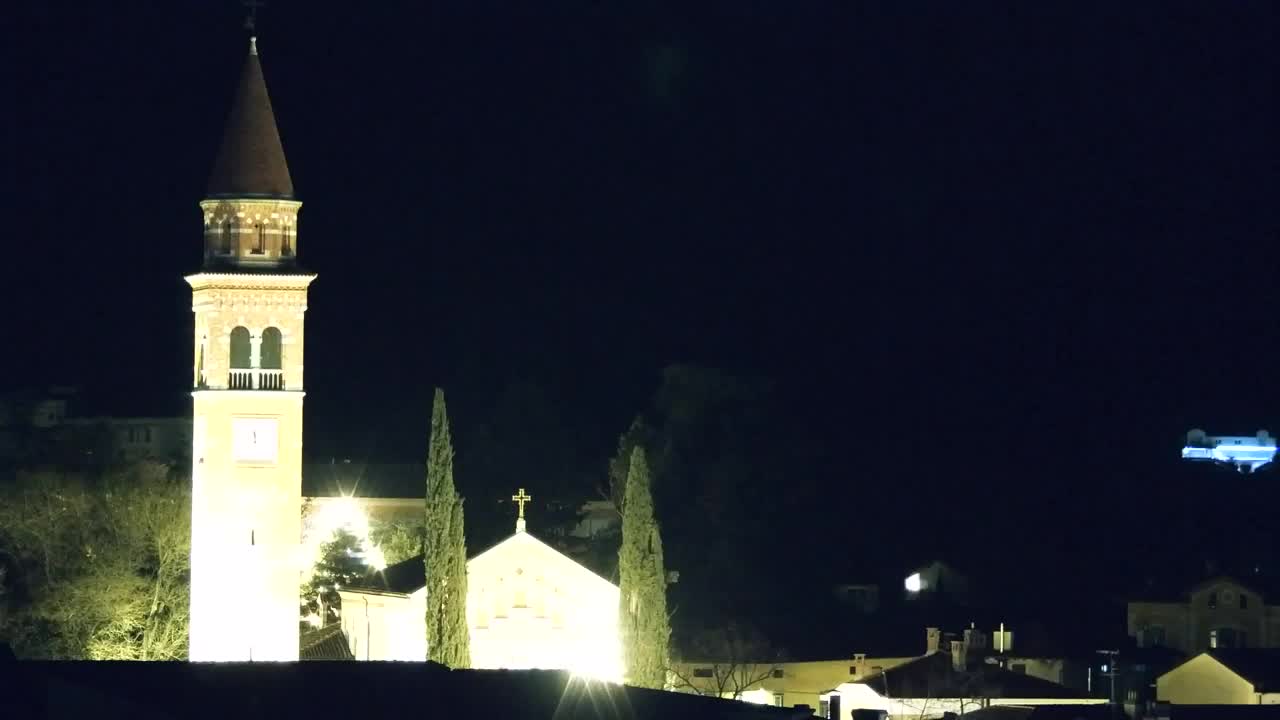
[232,418,278,464]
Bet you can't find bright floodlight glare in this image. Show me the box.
[303,497,386,575]
[905,573,922,593]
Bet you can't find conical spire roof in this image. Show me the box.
[207,37,294,199]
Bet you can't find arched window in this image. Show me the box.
[260,327,283,390]
[260,327,282,369]
[229,327,252,368]
[282,226,293,255]
[220,220,234,254]
[229,326,252,389]
[253,224,266,254]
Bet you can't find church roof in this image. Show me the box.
[206,37,294,199]
[344,530,618,596]
[350,554,426,595]
[299,624,354,661]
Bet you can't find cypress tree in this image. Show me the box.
[618,446,670,688]
[447,497,471,667]
[424,388,470,667]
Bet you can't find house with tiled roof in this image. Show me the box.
[1155,648,1280,705]
[819,639,1105,719]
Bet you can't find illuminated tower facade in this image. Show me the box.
[187,35,314,661]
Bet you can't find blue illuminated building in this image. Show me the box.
[1181,429,1276,473]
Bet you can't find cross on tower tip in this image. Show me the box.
[512,488,532,533]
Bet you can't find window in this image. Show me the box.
[260,327,283,369]
[849,666,858,676]
[229,327,252,369]
[1012,663,1027,675]
[253,224,265,254]
[1208,592,1217,609]
[774,693,784,707]
[693,668,713,678]
[772,669,784,678]
[1210,627,1243,649]
[1240,593,1248,609]
[282,226,293,255]
[220,220,234,254]
[143,426,152,443]
[819,700,830,719]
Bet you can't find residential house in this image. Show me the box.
[1156,649,1280,705]
[821,639,1105,719]
[1128,576,1280,654]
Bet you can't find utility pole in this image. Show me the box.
[1096,649,1120,718]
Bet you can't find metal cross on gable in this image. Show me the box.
[511,488,532,519]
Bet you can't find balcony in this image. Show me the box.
[228,369,286,391]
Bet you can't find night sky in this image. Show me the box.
[7,2,1278,629]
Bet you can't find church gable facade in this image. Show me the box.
[339,528,622,681]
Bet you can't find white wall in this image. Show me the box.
[338,589,425,661]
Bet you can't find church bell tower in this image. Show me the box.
[187,32,314,661]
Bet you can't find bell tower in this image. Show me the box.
[187,32,314,661]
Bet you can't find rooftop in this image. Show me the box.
[206,36,294,199]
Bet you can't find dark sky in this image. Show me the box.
[7,2,1278,605]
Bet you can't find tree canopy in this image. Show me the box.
[0,462,190,659]
[301,527,373,627]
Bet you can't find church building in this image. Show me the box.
[339,490,624,682]
[187,33,622,675]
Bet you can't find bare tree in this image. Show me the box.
[0,462,190,659]
[668,622,785,700]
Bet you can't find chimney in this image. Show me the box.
[950,640,967,672]
[926,627,941,654]
[852,653,867,677]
